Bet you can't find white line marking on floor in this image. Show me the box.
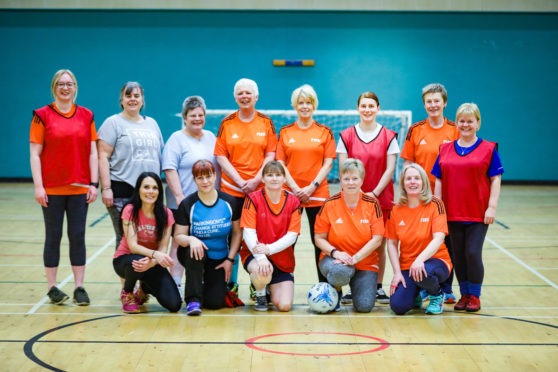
[26,237,115,315]
[486,237,558,290]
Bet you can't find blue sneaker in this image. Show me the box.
[425,294,444,315]
[186,301,202,316]
[333,290,341,312]
[414,294,423,308]
[444,292,457,304]
[420,289,429,302]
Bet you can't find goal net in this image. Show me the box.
[199,109,412,182]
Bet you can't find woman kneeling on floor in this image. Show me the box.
[112,172,181,313]
[174,160,242,315]
[386,164,452,315]
[314,158,384,313]
[239,161,302,312]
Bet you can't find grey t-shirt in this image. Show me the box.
[162,129,220,209]
[98,113,164,187]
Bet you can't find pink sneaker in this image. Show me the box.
[134,287,149,306]
[121,289,140,313]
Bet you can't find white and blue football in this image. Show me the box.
[307,282,338,313]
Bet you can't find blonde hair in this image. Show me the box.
[51,69,78,102]
[456,103,481,129]
[291,84,318,110]
[396,163,432,206]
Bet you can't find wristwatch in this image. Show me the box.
[313,181,320,188]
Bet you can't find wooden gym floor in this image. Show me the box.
[0,183,557,371]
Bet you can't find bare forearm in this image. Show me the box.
[415,233,445,263]
[386,240,402,275]
[311,158,333,186]
[164,169,184,201]
[30,153,43,188]
[354,235,383,262]
[373,155,396,195]
[89,142,99,183]
[216,156,244,186]
[278,160,300,191]
[488,175,501,209]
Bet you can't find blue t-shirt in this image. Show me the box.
[175,190,240,260]
[431,138,504,179]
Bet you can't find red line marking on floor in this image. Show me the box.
[245,332,390,356]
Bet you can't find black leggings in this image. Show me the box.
[448,222,489,285]
[113,254,182,312]
[177,246,227,309]
[439,234,454,293]
[42,194,88,267]
[304,206,326,282]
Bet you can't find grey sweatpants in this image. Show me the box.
[319,256,377,312]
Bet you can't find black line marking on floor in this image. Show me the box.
[8,339,558,346]
[495,220,510,229]
[89,213,108,227]
[23,315,121,372]
[474,312,558,330]
[22,313,558,370]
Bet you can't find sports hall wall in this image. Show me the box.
[1,9,557,181]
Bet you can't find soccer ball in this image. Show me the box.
[307,282,338,313]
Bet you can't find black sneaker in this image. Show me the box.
[73,286,90,306]
[341,290,353,305]
[376,287,390,304]
[254,295,268,311]
[47,286,69,305]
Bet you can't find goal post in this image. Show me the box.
[193,109,412,182]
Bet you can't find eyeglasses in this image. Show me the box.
[56,82,75,88]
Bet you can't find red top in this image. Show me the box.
[438,140,497,222]
[239,189,302,272]
[339,125,397,210]
[31,104,95,189]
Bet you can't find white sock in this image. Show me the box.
[255,289,266,297]
[173,276,182,288]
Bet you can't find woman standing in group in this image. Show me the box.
[239,161,302,312]
[174,160,241,315]
[112,172,181,313]
[276,84,335,283]
[337,92,399,304]
[432,103,503,312]
[314,159,384,313]
[98,82,164,249]
[214,78,277,292]
[387,164,452,315]
[400,83,459,304]
[30,69,98,305]
[163,96,219,291]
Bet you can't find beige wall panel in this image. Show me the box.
[1,0,558,12]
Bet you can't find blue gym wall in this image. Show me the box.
[1,10,557,181]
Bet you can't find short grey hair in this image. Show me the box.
[234,78,259,97]
[422,83,447,103]
[182,96,206,119]
[339,158,365,180]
